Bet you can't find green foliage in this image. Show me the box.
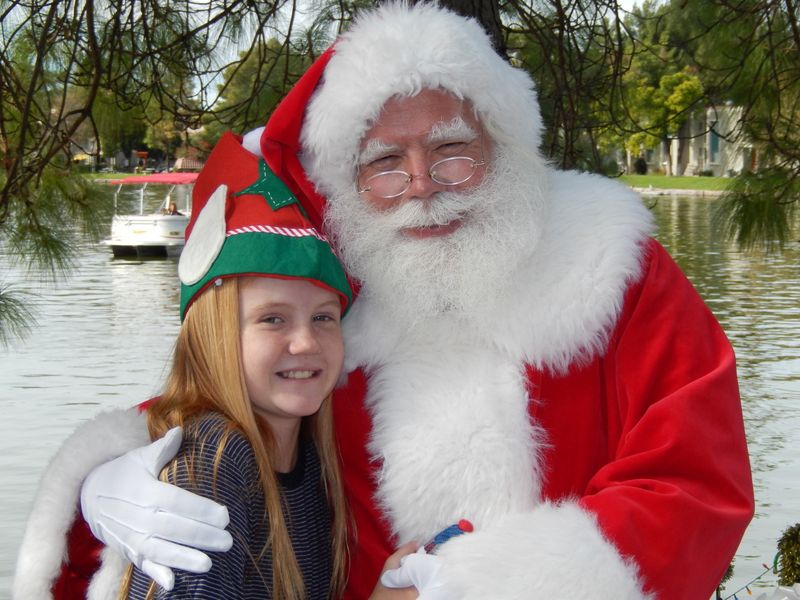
[0,158,111,348]
[662,0,799,245]
[716,559,734,595]
[622,68,704,155]
[92,90,148,157]
[660,71,704,126]
[2,164,113,274]
[777,523,800,585]
[619,2,707,155]
[0,283,36,349]
[509,1,628,171]
[713,167,799,251]
[198,38,313,146]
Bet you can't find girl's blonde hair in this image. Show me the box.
[119,278,348,600]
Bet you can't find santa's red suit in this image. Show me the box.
[332,235,752,599]
[14,4,752,600]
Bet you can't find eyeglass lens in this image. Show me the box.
[362,157,481,199]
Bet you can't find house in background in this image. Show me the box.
[172,156,204,172]
[631,104,758,177]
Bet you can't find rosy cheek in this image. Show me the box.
[361,193,398,213]
[464,166,487,190]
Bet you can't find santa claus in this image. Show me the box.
[15,3,753,599]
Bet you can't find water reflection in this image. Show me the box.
[651,194,800,595]
[0,187,186,596]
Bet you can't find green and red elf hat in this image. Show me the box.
[177,130,352,321]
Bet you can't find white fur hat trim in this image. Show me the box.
[301,2,543,196]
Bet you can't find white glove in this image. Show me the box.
[80,427,233,590]
[381,548,454,600]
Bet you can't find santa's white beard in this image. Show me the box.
[325,149,547,327]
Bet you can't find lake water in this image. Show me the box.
[1,190,798,598]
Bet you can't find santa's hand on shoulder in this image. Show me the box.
[80,427,233,590]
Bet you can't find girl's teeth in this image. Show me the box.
[282,370,314,379]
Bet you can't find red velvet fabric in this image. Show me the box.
[51,515,102,599]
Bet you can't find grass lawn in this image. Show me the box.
[618,174,731,191]
[84,172,136,180]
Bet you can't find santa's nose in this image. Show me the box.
[404,156,443,201]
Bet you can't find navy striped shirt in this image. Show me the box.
[127,412,333,599]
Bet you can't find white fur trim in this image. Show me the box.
[302,2,542,197]
[364,336,544,543]
[493,171,653,372]
[87,548,129,600]
[13,409,149,600]
[437,501,652,599]
[343,171,653,375]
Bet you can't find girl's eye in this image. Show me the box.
[260,315,283,324]
[313,314,338,323]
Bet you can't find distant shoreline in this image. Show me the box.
[90,175,726,198]
[631,187,724,197]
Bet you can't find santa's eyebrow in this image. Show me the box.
[358,139,401,167]
[427,117,478,145]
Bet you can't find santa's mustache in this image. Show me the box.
[369,187,485,232]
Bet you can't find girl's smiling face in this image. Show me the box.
[239,277,344,432]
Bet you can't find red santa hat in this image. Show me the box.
[259,47,335,232]
[259,2,542,229]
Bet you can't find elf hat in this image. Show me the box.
[260,2,542,214]
[177,131,352,321]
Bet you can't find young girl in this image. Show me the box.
[10,129,418,599]
[117,131,358,599]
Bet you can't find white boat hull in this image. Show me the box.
[103,214,189,259]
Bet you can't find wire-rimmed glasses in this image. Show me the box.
[357,156,487,199]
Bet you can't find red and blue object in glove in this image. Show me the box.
[423,520,474,554]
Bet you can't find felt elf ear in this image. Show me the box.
[178,184,227,286]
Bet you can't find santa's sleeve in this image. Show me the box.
[13,408,150,600]
[435,240,754,599]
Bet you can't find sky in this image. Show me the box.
[618,0,640,14]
